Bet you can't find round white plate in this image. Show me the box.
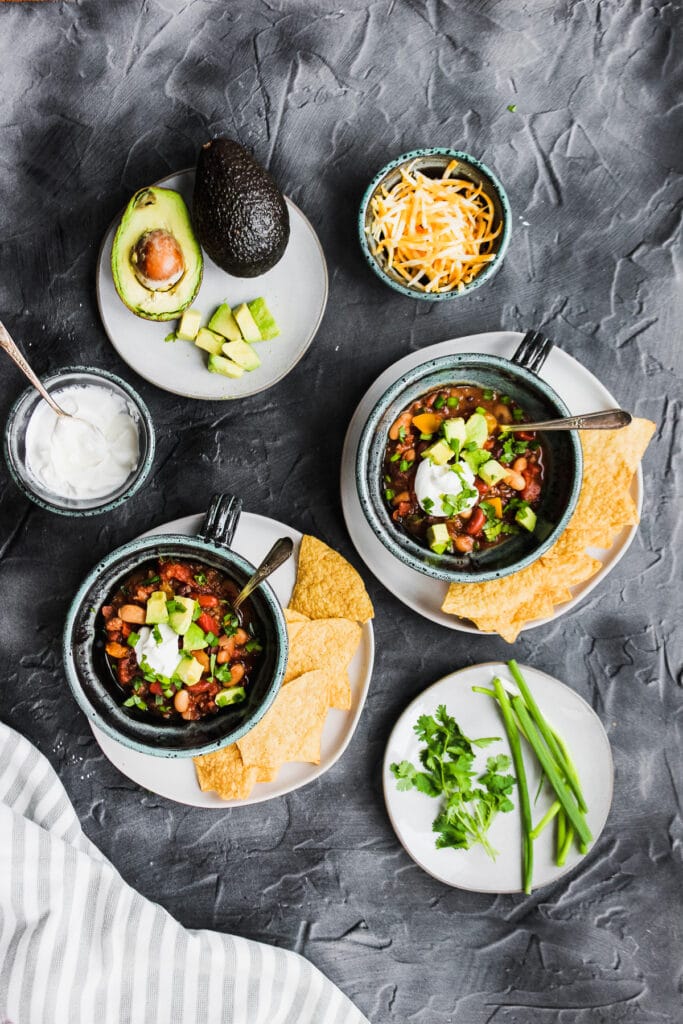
[91,512,374,807]
[97,169,328,400]
[341,331,642,633]
[383,662,613,893]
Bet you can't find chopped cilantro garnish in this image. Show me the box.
[500,394,511,405]
[446,396,459,408]
[147,575,160,584]
[440,485,477,517]
[164,332,176,343]
[398,426,407,442]
[192,603,202,621]
[215,663,233,684]
[507,103,518,112]
[245,639,262,653]
[483,389,494,400]
[204,631,218,646]
[462,448,491,474]
[385,488,395,502]
[152,624,163,645]
[194,573,207,584]
[500,437,529,465]
[223,613,238,636]
[513,408,525,422]
[422,496,435,514]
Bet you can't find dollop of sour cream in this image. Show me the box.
[25,384,140,501]
[134,623,182,680]
[414,457,478,517]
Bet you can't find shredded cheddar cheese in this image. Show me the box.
[367,160,502,293]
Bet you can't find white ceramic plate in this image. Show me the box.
[96,169,328,400]
[341,331,642,633]
[91,512,375,807]
[383,662,613,893]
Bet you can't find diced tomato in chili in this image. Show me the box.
[149,682,163,696]
[197,611,220,635]
[197,594,220,608]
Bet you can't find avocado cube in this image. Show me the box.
[168,596,196,636]
[215,685,246,707]
[464,412,489,448]
[442,418,466,445]
[515,506,537,532]
[422,439,453,466]
[208,303,242,342]
[222,339,261,372]
[478,459,508,486]
[175,655,203,687]
[195,327,225,355]
[145,591,169,625]
[207,353,244,378]
[233,302,261,343]
[176,308,202,342]
[183,621,209,652]
[426,523,451,555]
[248,298,280,340]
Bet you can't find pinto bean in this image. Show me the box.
[174,690,190,714]
[389,412,412,441]
[512,457,527,473]
[454,535,475,553]
[192,650,210,672]
[119,604,146,624]
[216,647,233,664]
[229,663,245,684]
[234,628,249,647]
[505,471,526,491]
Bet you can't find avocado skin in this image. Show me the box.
[193,139,290,278]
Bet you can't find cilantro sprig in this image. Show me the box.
[391,705,515,859]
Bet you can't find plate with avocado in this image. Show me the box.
[97,166,328,400]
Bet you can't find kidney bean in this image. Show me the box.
[474,479,489,495]
[466,508,486,535]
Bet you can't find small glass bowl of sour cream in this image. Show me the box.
[4,366,155,516]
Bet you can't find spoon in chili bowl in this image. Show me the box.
[232,536,294,615]
[501,408,631,433]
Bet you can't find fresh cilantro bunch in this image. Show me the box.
[391,705,516,859]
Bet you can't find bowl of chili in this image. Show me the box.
[355,349,583,583]
[63,493,288,758]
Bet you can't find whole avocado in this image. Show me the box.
[193,138,290,278]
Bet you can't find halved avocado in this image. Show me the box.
[111,187,203,321]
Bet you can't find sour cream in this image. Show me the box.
[134,623,182,680]
[24,384,139,501]
[414,457,479,517]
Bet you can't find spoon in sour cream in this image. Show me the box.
[0,319,106,446]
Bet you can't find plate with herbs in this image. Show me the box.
[383,661,613,893]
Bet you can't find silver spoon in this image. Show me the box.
[502,409,632,433]
[232,537,294,613]
[0,318,105,439]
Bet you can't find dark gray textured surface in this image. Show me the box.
[1,1,681,1020]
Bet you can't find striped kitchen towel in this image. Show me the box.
[0,723,369,1024]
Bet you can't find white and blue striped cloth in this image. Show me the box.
[0,723,369,1024]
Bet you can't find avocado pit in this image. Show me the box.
[131,229,185,291]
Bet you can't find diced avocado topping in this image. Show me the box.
[208,303,242,342]
[233,302,261,342]
[207,353,245,378]
[427,522,451,555]
[442,417,466,445]
[422,439,453,466]
[478,459,508,486]
[182,621,208,651]
[464,412,488,448]
[222,339,261,371]
[175,655,203,687]
[247,298,279,340]
[214,686,246,707]
[515,506,537,532]
[195,327,225,355]
[168,596,196,636]
[145,591,169,624]
[176,308,202,342]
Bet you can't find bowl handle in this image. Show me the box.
[511,330,554,375]
[198,493,242,550]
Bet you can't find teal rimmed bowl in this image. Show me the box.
[63,494,288,758]
[356,352,583,583]
[358,148,510,300]
[4,365,155,516]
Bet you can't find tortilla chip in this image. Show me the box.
[193,744,258,800]
[255,765,279,783]
[284,607,310,625]
[283,618,361,683]
[289,535,374,623]
[441,418,655,640]
[237,669,330,769]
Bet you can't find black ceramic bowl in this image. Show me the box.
[356,337,583,582]
[63,494,288,758]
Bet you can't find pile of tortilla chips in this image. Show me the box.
[194,535,373,800]
[441,418,656,643]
